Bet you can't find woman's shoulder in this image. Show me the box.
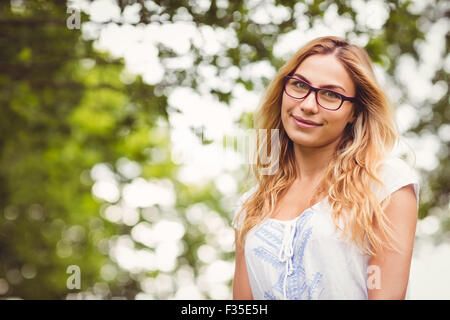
[378,155,419,183]
[373,155,420,204]
[231,184,259,230]
[240,184,259,202]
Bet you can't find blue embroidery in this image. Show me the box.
[253,247,284,269]
[263,291,277,300]
[254,220,283,249]
[252,210,324,299]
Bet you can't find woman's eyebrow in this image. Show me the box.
[293,73,346,93]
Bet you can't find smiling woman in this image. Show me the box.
[281,54,358,152]
[232,36,420,300]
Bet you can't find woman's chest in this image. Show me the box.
[270,184,322,221]
[247,208,345,257]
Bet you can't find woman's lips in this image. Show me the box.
[291,115,323,128]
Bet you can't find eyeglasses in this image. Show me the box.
[283,75,356,111]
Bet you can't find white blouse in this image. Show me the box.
[232,155,420,300]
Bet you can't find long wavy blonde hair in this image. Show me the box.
[235,36,402,256]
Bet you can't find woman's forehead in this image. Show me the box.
[293,54,355,95]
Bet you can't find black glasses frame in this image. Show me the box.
[283,75,357,111]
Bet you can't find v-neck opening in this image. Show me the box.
[268,195,328,223]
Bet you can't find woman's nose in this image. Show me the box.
[300,91,319,113]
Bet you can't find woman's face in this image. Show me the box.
[281,54,356,149]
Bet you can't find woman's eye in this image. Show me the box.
[293,81,308,89]
[323,90,340,99]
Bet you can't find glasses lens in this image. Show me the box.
[318,89,342,110]
[285,78,309,98]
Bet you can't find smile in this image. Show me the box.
[291,115,323,128]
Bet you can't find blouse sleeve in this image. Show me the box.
[231,185,258,230]
[372,156,421,209]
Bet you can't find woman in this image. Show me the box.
[232,36,420,300]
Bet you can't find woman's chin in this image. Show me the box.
[287,135,320,148]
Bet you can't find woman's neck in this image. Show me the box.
[292,140,338,183]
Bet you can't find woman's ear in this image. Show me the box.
[348,113,356,125]
[350,114,357,124]
[349,104,360,124]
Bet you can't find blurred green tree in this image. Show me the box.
[0,0,173,298]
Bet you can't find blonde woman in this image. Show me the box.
[232,36,420,300]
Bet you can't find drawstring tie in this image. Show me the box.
[278,221,296,300]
